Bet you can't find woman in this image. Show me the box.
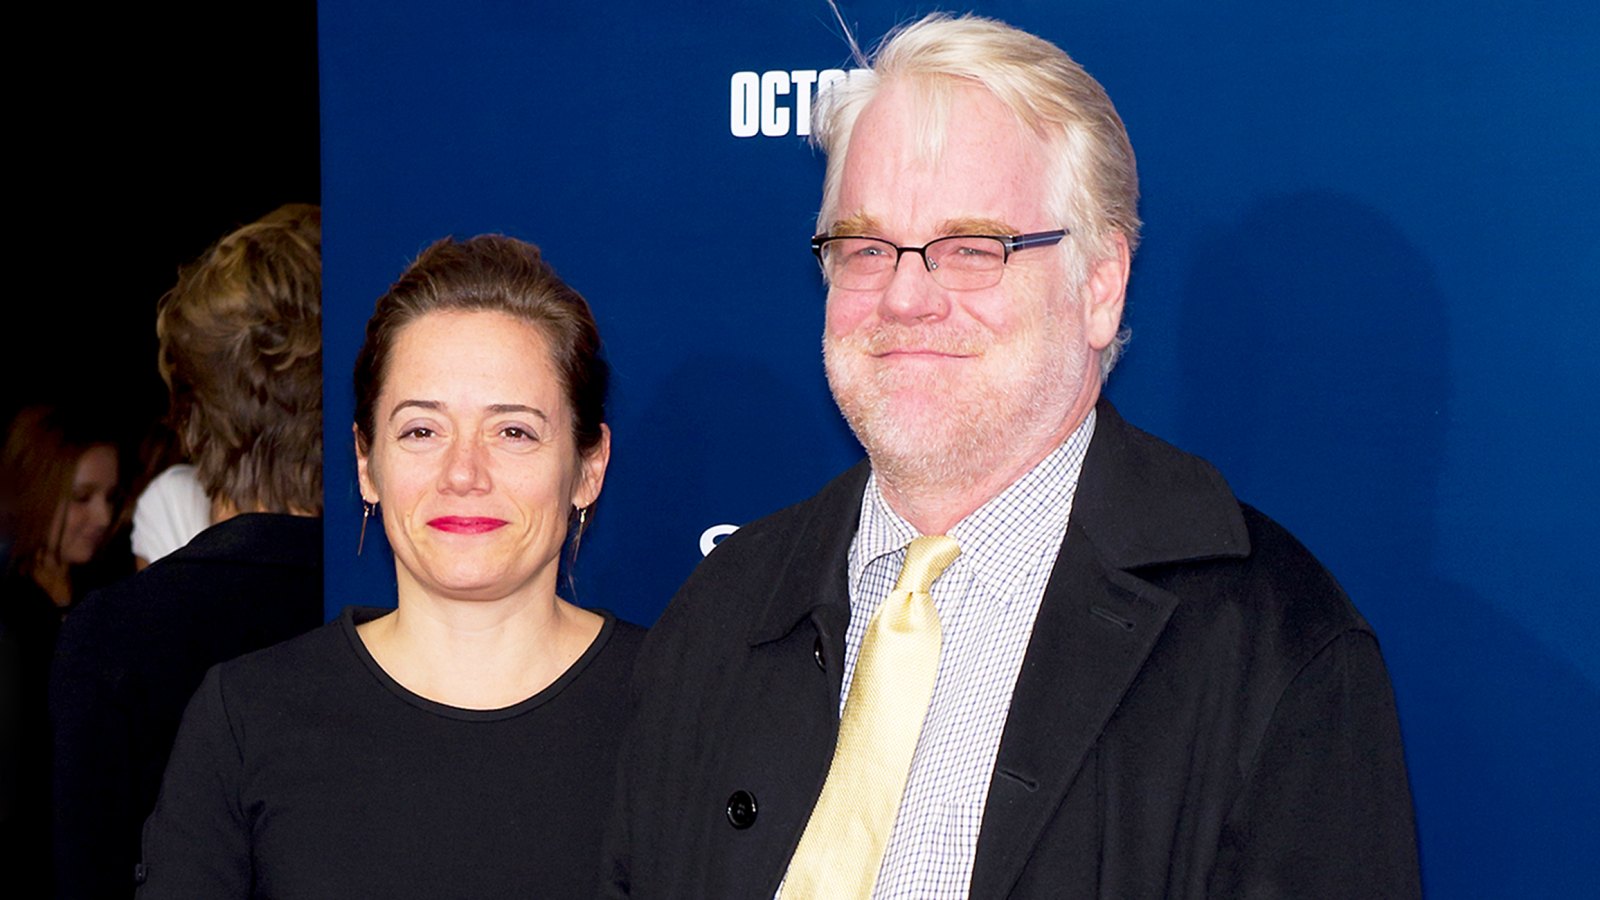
[139,235,644,899]
[51,204,325,899]
[0,405,122,867]
[0,406,122,610]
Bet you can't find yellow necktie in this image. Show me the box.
[780,534,961,899]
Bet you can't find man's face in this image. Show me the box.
[822,81,1109,487]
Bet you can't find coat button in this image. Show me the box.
[813,637,826,670]
[726,790,758,829]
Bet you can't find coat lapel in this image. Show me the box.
[746,460,868,654]
[970,402,1249,897]
[968,527,1180,897]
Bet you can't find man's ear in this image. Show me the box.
[1083,231,1130,352]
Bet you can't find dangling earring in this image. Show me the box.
[358,501,375,556]
[570,505,588,563]
[563,505,589,603]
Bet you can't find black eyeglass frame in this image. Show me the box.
[810,229,1069,276]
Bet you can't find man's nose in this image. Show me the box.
[877,251,950,323]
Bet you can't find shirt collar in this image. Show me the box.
[850,409,1097,599]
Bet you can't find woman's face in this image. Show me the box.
[356,310,608,604]
[49,444,119,565]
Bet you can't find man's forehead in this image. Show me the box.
[833,82,1047,239]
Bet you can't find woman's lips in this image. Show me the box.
[427,517,508,534]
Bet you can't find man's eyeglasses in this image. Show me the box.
[810,230,1068,292]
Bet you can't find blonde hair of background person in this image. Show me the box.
[156,202,323,521]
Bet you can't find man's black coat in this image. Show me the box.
[50,514,323,899]
[605,402,1419,898]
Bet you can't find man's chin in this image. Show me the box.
[842,403,980,478]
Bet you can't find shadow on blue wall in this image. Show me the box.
[1176,191,1599,895]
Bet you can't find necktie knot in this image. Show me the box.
[894,534,961,594]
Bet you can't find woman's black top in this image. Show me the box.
[137,605,644,899]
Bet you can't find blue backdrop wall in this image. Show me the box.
[319,2,1598,894]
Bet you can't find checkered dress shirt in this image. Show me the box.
[835,410,1095,899]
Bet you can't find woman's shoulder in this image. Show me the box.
[604,614,648,653]
[588,613,646,675]
[209,609,366,699]
[533,612,644,712]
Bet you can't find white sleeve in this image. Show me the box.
[131,465,212,563]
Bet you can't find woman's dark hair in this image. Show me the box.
[353,235,608,461]
[157,203,323,515]
[0,406,118,579]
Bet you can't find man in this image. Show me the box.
[50,205,325,898]
[607,14,1419,899]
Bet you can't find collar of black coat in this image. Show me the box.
[746,399,1249,646]
[172,512,324,568]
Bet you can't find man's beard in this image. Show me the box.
[823,306,1088,499]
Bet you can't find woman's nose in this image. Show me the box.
[441,437,491,494]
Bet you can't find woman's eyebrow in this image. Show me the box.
[388,399,442,421]
[487,404,548,421]
[388,400,548,420]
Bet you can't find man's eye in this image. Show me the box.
[501,426,537,441]
[399,427,435,440]
[832,239,891,262]
[952,243,1001,258]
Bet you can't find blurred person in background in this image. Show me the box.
[1,404,124,877]
[50,204,325,898]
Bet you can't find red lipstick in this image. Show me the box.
[427,517,508,534]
